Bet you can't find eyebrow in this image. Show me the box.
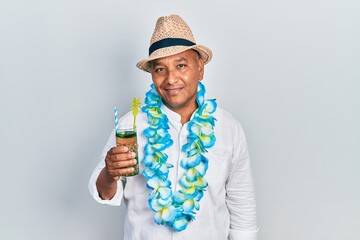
[152,57,188,68]
[174,57,188,63]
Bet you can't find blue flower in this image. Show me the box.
[173,191,186,204]
[179,175,208,199]
[196,82,206,106]
[172,216,188,231]
[147,176,171,190]
[144,142,168,153]
[154,205,177,224]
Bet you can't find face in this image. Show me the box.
[150,50,204,116]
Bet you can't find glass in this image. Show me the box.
[115,126,139,176]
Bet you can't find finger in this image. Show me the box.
[105,155,136,174]
[107,158,136,171]
[107,152,136,163]
[108,167,135,177]
[109,146,129,154]
[112,159,137,169]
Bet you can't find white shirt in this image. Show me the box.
[89,104,259,240]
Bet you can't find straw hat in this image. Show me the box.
[136,14,213,72]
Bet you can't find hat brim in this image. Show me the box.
[136,44,212,73]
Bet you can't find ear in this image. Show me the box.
[198,58,205,81]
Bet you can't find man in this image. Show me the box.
[89,14,258,240]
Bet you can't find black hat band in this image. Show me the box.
[149,38,195,55]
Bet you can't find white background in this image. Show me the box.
[1,0,359,239]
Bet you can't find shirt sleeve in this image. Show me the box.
[226,122,259,240]
[88,128,124,206]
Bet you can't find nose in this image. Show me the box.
[165,69,178,85]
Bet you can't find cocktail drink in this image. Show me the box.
[115,127,139,176]
[113,98,141,176]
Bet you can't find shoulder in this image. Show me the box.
[213,106,248,146]
[214,107,244,130]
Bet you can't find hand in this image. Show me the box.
[104,146,137,181]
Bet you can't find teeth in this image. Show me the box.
[167,89,180,94]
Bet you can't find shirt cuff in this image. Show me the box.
[88,171,124,206]
[229,227,259,240]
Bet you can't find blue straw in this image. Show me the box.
[114,107,119,133]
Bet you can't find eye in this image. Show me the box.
[154,67,165,73]
[177,64,186,69]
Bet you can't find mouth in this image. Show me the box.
[164,88,182,96]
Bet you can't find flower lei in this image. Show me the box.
[141,82,217,231]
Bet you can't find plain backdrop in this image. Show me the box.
[1,0,359,239]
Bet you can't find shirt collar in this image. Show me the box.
[160,100,198,125]
[160,101,181,123]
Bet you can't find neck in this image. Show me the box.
[180,112,193,125]
[163,101,198,125]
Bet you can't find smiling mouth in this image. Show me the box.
[165,88,182,95]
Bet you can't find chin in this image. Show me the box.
[166,102,182,109]
[163,100,184,109]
